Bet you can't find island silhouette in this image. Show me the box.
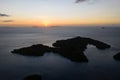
[11,36,111,62]
[113,52,120,61]
[23,74,42,80]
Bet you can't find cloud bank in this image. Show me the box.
[1,20,14,22]
[0,13,10,17]
[75,0,87,3]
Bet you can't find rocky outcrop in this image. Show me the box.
[23,74,42,80]
[86,38,111,49]
[113,52,120,61]
[53,36,111,50]
[12,44,52,56]
[11,36,111,62]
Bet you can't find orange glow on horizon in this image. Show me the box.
[0,18,120,27]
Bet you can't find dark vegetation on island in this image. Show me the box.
[23,74,42,80]
[11,36,111,62]
[113,52,120,61]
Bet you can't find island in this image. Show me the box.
[113,52,120,61]
[23,74,42,80]
[11,36,111,62]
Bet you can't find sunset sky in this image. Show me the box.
[0,0,120,27]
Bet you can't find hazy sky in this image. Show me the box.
[0,0,120,27]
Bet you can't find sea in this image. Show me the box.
[0,26,120,80]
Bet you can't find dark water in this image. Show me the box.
[0,26,120,80]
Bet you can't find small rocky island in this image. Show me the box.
[11,36,111,62]
[23,74,42,80]
[113,52,120,61]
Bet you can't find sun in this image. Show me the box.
[43,21,49,27]
[44,22,48,27]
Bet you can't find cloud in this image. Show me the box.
[0,13,10,17]
[75,0,87,3]
[1,20,14,22]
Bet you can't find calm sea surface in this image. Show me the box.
[0,26,120,80]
